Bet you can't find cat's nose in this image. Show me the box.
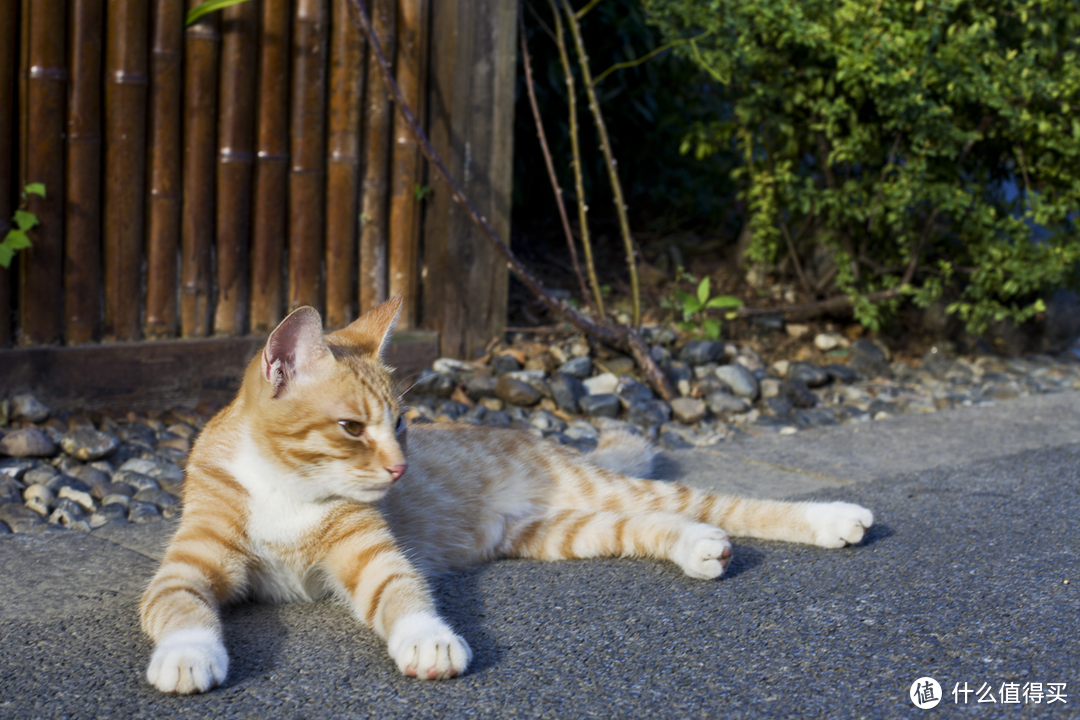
[387,464,408,482]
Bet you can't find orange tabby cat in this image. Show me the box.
[140,296,873,694]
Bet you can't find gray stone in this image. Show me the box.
[781,377,818,409]
[849,338,892,378]
[659,428,696,450]
[24,464,60,487]
[0,427,58,458]
[128,501,162,523]
[90,503,128,528]
[434,400,469,421]
[464,375,499,400]
[548,373,587,414]
[666,361,694,397]
[491,354,523,376]
[10,393,50,423]
[483,411,511,428]
[714,363,760,400]
[760,378,781,399]
[670,397,708,425]
[65,464,110,488]
[793,407,839,427]
[763,395,795,417]
[495,376,542,407]
[824,363,860,384]
[528,409,567,434]
[91,481,136,500]
[118,458,160,475]
[679,340,726,366]
[23,484,54,515]
[432,357,478,382]
[627,400,671,427]
[506,371,551,399]
[565,420,600,441]
[0,458,36,481]
[60,429,120,461]
[0,476,21,505]
[133,488,180,512]
[0,520,9,533]
[590,417,642,436]
[0,502,47,533]
[157,446,189,466]
[786,362,830,388]
[583,373,619,395]
[58,484,96,512]
[49,497,86,527]
[616,377,655,407]
[557,356,592,379]
[706,392,750,415]
[455,405,486,426]
[148,461,185,485]
[578,394,621,418]
[411,370,456,398]
[113,470,160,492]
[166,423,198,439]
[100,493,131,509]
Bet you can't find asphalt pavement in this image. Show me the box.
[2,392,1078,719]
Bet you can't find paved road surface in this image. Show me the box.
[2,392,1078,719]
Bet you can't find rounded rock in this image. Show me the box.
[670,397,708,425]
[133,487,180,511]
[128,501,162,523]
[786,361,830,388]
[705,392,750,415]
[10,393,51,423]
[113,470,160,492]
[628,400,671,427]
[616,377,655,407]
[90,503,128,528]
[0,502,48,533]
[814,332,849,351]
[465,375,499,400]
[65,464,110,488]
[495,376,542,407]
[49,497,86,527]
[0,427,58,458]
[781,377,818,409]
[557,356,592,379]
[60,428,120,461]
[679,341,726,367]
[578,394,621,419]
[714,363,760,400]
[491,354,523,376]
[548,373,587,414]
[23,484,54,515]
[528,409,567,434]
[824,363,860,384]
[582,373,619,396]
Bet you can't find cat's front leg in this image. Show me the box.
[323,511,471,679]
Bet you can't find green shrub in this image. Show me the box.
[644,0,1080,333]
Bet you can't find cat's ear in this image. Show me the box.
[262,306,331,397]
[328,294,402,360]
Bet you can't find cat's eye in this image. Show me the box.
[395,414,405,432]
[339,420,365,437]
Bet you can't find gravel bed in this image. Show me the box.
[2,330,1079,534]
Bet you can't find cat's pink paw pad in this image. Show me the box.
[804,502,874,548]
[674,523,732,580]
[388,612,472,681]
[147,628,228,694]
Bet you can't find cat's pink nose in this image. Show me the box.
[387,464,407,482]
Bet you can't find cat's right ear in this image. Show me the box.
[262,306,330,398]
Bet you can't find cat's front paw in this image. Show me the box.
[147,627,228,694]
[804,502,874,548]
[387,612,471,680]
[673,523,732,580]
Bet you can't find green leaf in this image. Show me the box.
[696,277,711,305]
[185,0,250,26]
[5,229,31,250]
[0,243,13,268]
[13,209,38,232]
[674,289,698,312]
[24,182,45,198]
[705,295,743,309]
[414,184,432,201]
[703,318,721,340]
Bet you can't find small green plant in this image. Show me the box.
[663,270,742,340]
[185,0,249,26]
[1,183,45,269]
[414,184,432,202]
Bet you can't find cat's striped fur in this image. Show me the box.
[140,296,874,694]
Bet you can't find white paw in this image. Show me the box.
[804,502,874,548]
[673,523,732,580]
[147,627,228,694]
[387,612,472,680]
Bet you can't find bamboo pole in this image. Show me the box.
[145,0,183,339]
[386,0,428,329]
[288,0,329,314]
[213,0,258,336]
[358,0,394,314]
[323,0,365,330]
[249,0,291,333]
[64,0,103,345]
[21,0,68,345]
[0,0,18,345]
[181,4,220,337]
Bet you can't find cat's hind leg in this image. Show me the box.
[497,508,733,579]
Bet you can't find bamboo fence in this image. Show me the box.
[0,0,515,358]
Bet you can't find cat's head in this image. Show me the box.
[247,296,409,503]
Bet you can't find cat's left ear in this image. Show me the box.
[262,306,331,398]
[328,294,402,361]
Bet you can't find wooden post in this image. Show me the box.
[249,0,291,333]
[213,0,258,336]
[288,0,329,314]
[387,0,428,329]
[423,0,517,358]
[324,0,365,330]
[358,0,395,314]
[145,0,183,339]
[64,0,104,345]
[0,0,18,346]
[20,0,67,345]
[181,3,219,337]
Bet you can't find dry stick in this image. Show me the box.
[560,0,640,327]
[346,0,676,402]
[518,13,593,316]
[547,0,604,319]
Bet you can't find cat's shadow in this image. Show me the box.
[432,566,501,675]
[221,601,290,688]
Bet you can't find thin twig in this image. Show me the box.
[592,30,711,87]
[547,0,605,319]
[560,0,641,326]
[345,0,675,401]
[522,0,557,44]
[574,0,602,19]
[1014,144,1032,200]
[779,219,813,296]
[519,13,594,314]
[865,133,902,233]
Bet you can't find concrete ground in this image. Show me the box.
[2,392,1078,719]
